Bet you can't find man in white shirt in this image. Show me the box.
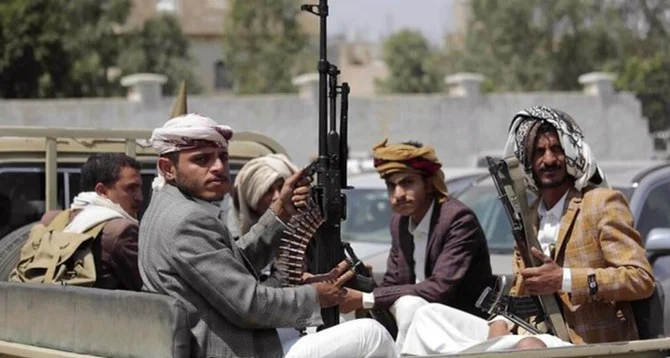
[339,139,495,350]
[398,106,654,355]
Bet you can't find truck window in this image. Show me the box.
[0,161,246,239]
[0,170,65,238]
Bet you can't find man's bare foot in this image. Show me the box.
[513,337,547,350]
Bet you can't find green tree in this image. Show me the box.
[377,29,443,93]
[447,0,670,130]
[0,0,134,98]
[118,14,201,95]
[0,0,198,98]
[0,0,72,98]
[617,53,670,132]
[222,0,308,94]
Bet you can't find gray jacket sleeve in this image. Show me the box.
[235,210,285,273]
[172,211,323,329]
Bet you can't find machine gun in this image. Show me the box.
[475,275,543,335]
[342,242,399,338]
[485,156,571,341]
[300,0,350,329]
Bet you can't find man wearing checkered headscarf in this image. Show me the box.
[502,106,608,192]
[400,106,656,355]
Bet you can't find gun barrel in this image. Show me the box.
[339,83,350,188]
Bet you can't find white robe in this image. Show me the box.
[401,302,572,356]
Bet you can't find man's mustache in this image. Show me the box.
[539,164,562,172]
[207,175,230,183]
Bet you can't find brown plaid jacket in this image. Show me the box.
[510,187,656,344]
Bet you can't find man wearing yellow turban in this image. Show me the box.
[339,138,496,351]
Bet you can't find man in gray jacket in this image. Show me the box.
[139,113,397,358]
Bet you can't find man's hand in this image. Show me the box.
[270,168,312,221]
[313,282,346,308]
[520,247,563,296]
[339,288,363,313]
[312,267,355,308]
[302,260,352,285]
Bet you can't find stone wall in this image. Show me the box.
[0,72,652,167]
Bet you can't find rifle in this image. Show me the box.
[342,242,399,338]
[485,156,571,341]
[301,0,349,329]
[475,275,543,335]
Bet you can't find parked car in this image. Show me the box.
[343,167,487,281]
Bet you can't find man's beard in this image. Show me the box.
[174,173,228,201]
[534,165,570,189]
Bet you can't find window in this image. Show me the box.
[456,182,536,253]
[0,161,246,238]
[207,0,226,9]
[214,60,233,91]
[156,0,178,12]
[341,189,392,243]
[0,169,66,238]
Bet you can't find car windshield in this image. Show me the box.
[455,184,524,253]
[455,180,634,253]
[341,188,392,243]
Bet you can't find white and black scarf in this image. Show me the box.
[502,106,609,193]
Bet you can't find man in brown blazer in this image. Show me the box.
[39,153,144,290]
[490,106,656,345]
[339,138,495,349]
[399,106,656,355]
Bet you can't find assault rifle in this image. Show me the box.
[485,156,571,341]
[301,0,350,329]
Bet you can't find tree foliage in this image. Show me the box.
[222,0,308,94]
[0,0,198,98]
[377,29,444,94]
[118,14,201,95]
[447,0,670,130]
[617,54,670,133]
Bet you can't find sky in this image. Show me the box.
[327,0,456,45]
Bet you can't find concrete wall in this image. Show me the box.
[0,72,653,167]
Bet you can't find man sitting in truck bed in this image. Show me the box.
[16,153,144,290]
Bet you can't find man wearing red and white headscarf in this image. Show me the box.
[339,138,495,350]
[139,114,398,358]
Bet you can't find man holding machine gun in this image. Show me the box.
[398,106,655,355]
[339,138,495,349]
[138,112,398,358]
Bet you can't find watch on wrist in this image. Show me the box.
[587,273,598,296]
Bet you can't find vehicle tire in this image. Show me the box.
[0,222,35,281]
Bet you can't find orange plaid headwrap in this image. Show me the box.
[372,138,449,202]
